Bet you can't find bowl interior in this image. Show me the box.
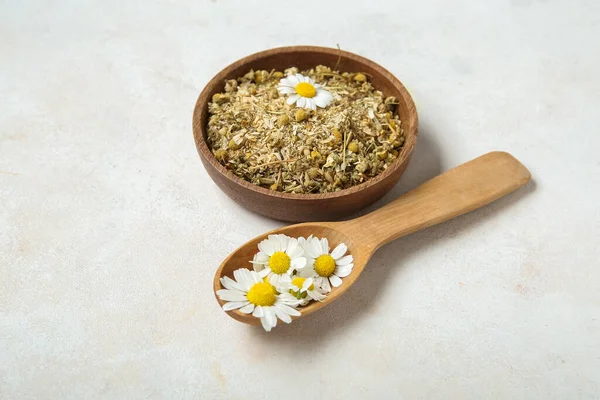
[193,46,418,200]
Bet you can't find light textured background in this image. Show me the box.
[1,0,599,398]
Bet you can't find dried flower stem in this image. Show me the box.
[334,44,342,71]
[250,158,298,170]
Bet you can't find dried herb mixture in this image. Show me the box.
[207,65,405,194]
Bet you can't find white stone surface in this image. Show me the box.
[1,0,599,398]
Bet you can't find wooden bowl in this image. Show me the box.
[192,46,418,222]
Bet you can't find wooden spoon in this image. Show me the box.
[213,151,531,325]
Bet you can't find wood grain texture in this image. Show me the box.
[213,151,531,325]
[192,45,418,222]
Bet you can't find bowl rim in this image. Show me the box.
[192,45,418,200]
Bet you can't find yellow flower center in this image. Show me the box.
[289,277,314,298]
[292,277,315,290]
[295,82,316,98]
[246,282,277,306]
[314,254,336,277]
[269,251,291,274]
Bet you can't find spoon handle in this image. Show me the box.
[347,151,531,250]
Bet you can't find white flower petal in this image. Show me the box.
[288,246,304,260]
[298,266,316,278]
[278,86,297,94]
[308,290,327,301]
[320,276,331,293]
[320,238,329,254]
[239,303,255,314]
[280,234,291,252]
[257,252,271,262]
[277,285,292,294]
[298,298,310,306]
[269,274,281,288]
[291,257,307,270]
[314,89,334,108]
[263,306,275,328]
[222,301,249,311]
[249,269,262,284]
[329,275,343,287]
[297,97,306,108]
[303,242,317,259]
[258,239,276,256]
[250,252,269,270]
[232,268,244,283]
[300,236,313,251]
[331,243,348,260]
[220,276,244,291]
[304,98,316,110]
[266,235,280,252]
[316,88,333,99]
[253,305,264,318]
[314,96,329,108]
[286,75,299,85]
[304,257,315,268]
[286,240,303,259]
[277,303,301,316]
[257,268,270,278]
[295,73,305,83]
[310,238,324,257]
[234,268,253,289]
[286,94,300,105]
[270,307,279,327]
[262,267,273,279]
[260,316,273,332]
[279,78,295,87]
[335,265,352,273]
[278,291,298,301]
[336,255,353,266]
[274,304,292,323]
[216,289,247,302]
[268,234,282,252]
[334,266,353,277]
[303,277,313,290]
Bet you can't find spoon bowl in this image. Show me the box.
[214,152,531,326]
[213,222,364,324]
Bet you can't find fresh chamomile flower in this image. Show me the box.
[298,236,354,293]
[289,276,327,305]
[217,268,301,331]
[251,234,307,288]
[277,73,333,110]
